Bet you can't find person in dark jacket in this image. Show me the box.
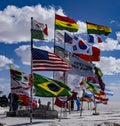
[8,93,18,111]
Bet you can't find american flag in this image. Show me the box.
[32,48,71,71]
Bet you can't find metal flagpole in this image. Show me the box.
[30,17,34,124]
[52,12,57,111]
[80,89,84,116]
[86,21,98,115]
[9,65,13,112]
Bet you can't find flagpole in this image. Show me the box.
[52,12,57,111]
[30,17,34,124]
[80,89,84,116]
[9,65,13,112]
[86,21,97,115]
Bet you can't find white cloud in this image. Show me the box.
[0,5,55,43]
[106,82,120,101]
[116,32,120,41]
[94,37,120,51]
[0,5,87,44]
[0,80,10,96]
[94,56,120,75]
[77,21,86,34]
[15,45,54,65]
[0,55,13,70]
[15,45,31,65]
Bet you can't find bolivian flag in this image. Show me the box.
[33,73,72,97]
[86,21,112,36]
[55,14,78,32]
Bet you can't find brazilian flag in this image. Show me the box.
[33,73,72,97]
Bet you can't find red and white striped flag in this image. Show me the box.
[32,48,72,71]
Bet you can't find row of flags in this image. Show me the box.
[10,13,113,110]
[31,14,112,40]
[31,13,112,108]
[10,64,113,108]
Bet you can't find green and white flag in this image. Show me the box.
[31,18,48,40]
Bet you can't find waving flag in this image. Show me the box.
[54,45,70,62]
[66,74,84,90]
[33,73,72,97]
[54,97,69,109]
[55,14,78,32]
[72,36,93,55]
[86,81,100,90]
[64,32,73,44]
[32,48,71,71]
[86,21,112,36]
[55,31,64,44]
[94,67,103,77]
[105,89,114,96]
[68,54,95,77]
[75,46,100,62]
[94,95,108,102]
[88,34,102,43]
[31,18,48,40]
[10,66,30,95]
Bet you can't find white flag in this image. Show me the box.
[68,54,95,77]
[72,36,93,55]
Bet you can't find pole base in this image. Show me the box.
[92,112,100,115]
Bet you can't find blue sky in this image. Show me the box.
[0,0,120,102]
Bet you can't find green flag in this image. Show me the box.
[94,67,103,77]
[87,81,100,90]
[33,73,72,97]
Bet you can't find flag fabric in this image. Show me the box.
[86,81,100,90]
[54,45,70,62]
[80,97,91,102]
[68,54,95,77]
[55,14,78,32]
[95,99,107,104]
[75,46,100,62]
[55,30,64,44]
[87,76,99,84]
[86,21,112,36]
[94,89,106,95]
[72,36,93,55]
[66,74,84,91]
[53,71,65,83]
[17,94,38,108]
[32,48,71,71]
[88,34,102,43]
[97,77,105,91]
[94,67,103,77]
[10,67,30,95]
[10,66,38,108]
[33,73,72,97]
[67,91,78,101]
[87,74,105,91]
[31,18,48,40]
[54,97,69,109]
[105,89,114,96]
[94,95,109,102]
[64,32,73,44]
[83,90,93,98]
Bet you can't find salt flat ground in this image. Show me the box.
[0,102,120,126]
